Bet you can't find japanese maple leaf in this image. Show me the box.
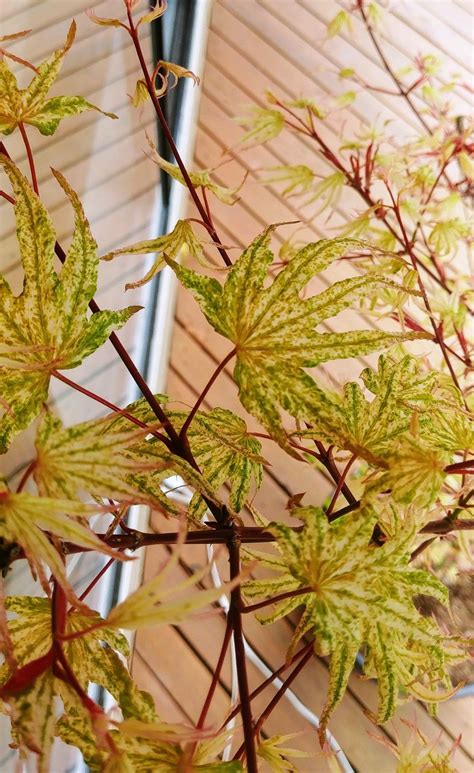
[0,480,122,605]
[0,596,156,772]
[165,227,429,451]
[0,156,139,451]
[59,712,244,772]
[244,506,466,743]
[0,21,116,136]
[34,408,223,517]
[294,354,441,466]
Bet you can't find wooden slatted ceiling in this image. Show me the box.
[133,1,474,769]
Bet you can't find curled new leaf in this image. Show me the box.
[0,22,117,135]
[101,219,206,289]
[147,135,244,204]
[0,158,139,451]
[137,0,168,26]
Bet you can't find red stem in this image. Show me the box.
[51,369,170,446]
[78,557,116,603]
[222,640,314,727]
[253,647,314,738]
[18,122,39,194]
[179,348,236,441]
[16,459,37,493]
[126,8,233,268]
[228,536,258,772]
[357,1,432,135]
[326,454,357,517]
[241,585,312,614]
[444,459,474,474]
[386,185,465,398]
[0,189,15,204]
[196,616,233,730]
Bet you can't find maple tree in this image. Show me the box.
[0,1,472,771]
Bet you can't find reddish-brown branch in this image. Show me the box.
[386,185,465,398]
[444,459,474,475]
[51,370,170,446]
[356,1,432,135]
[0,189,15,204]
[18,122,39,194]
[252,647,314,738]
[179,348,236,441]
[126,8,233,268]
[196,616,233,730]
[228,536,258,772]
[314,440,358,506]
[15,459,37,493]
[222,640,314,727]
[78,557,116,603]
[326,453,357,517]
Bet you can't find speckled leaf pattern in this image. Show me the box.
[0,157,139,451]
[35,410,169,509]
[0,22,117,135]
[243,506,465,741]
[8,670,56,772]
[105,400,265,519]
[172,407,264,518]
[0,482,123,604]
[2,596,156,769]
[58,713,244,772]
[166,228,430,450]
[295,355,442,465]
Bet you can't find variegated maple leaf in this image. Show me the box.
[59,713,243,772]
[0,481,121,604]
[33,404,232,518]
[101,219,206,290]
[1,596,156,771]
[244,506,466,742]
[179,407,265,519]
[34,409,171,510]
[295,355,440,464]
[296,355,471,507]
[0,21,116,136]
[165,227,430,451]
[104,402,265,520]
[0,157,139,452]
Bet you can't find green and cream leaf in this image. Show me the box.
[0,22,116,135]
[165,228,430,451]
[0,483,123,604]
[243,506,466,741]
[0,157,138,451]
[101,219,206,289]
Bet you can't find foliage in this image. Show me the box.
[0,1,472,771]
